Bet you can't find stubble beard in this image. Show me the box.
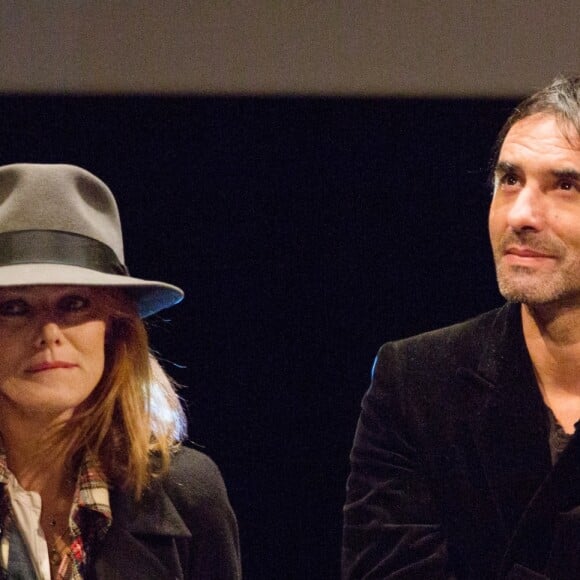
[491,229,580,306]
[494,257,580,306]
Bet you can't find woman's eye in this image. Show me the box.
[59,295,90,313]
[0,300,29,316]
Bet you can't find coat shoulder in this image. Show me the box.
[163,446,242,578]
[162,446,234,517]
[102,447,241,579]
[374,303,514,376]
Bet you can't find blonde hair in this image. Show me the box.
[55,289,187,499]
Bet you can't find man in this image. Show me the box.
[342,76,580,579]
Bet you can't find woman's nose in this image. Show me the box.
[35,322,63,348]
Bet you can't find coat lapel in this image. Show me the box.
[93,483,191,580]
[456,304,552,534]
[500,428,580,576]
[456,303,580,575]
[92,525,175,580]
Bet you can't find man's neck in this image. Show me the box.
[522,302,580,433]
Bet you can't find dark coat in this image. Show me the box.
[343,303,580,579]
[91,446,241,579]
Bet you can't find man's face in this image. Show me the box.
[489,113,580,306]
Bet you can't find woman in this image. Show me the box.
[0,163,241,579]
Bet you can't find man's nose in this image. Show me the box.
[506,185,545,232]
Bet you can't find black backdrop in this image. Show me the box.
[1,95,517,578]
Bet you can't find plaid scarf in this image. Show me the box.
[0,452,112,579]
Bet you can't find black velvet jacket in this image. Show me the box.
[343,303,580,579]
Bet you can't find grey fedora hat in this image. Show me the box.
[0,163,184,317]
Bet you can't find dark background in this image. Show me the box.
[0,95,516,578]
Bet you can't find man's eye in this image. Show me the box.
[500,173,519,186]
[558,180,578,192]
[59,295,90,313]
[0,300,29,316]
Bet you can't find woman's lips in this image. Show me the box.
[26,361,77,373]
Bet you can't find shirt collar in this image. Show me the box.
[0,447,111,524]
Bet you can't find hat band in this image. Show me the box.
[0,230,129,275]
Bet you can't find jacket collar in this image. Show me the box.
[456,303,580,574]
[109,480,191,538]
[465,302,532,390]
[92,481,191,580]
[0,473,192,580]
[456,303,552,532]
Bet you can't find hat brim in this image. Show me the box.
[0,264,183,318]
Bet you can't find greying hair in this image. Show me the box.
[491,75,580,172]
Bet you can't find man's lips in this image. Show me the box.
[26,361,77,373]
[505,246,553,259]
[502,245,557,266]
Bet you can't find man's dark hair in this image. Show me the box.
[490,75,580,174]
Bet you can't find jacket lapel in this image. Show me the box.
[456,303,580,575]
[93,483,191,580]
[457,304,552,534]
[92,526,174,580]
[500,428,580,576]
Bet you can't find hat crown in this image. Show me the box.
[0,163,125,263]
[0,162,183,317]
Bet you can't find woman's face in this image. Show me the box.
[0,285,108,421]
